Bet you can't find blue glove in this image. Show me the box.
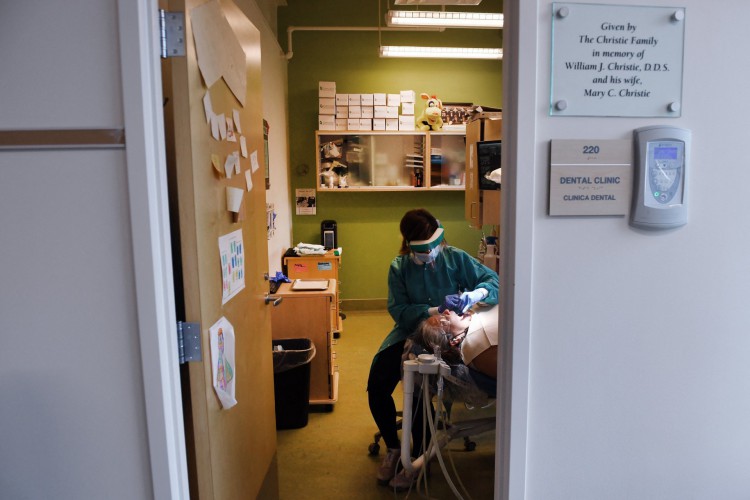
[438,293,461,313]
[457,289,485,313]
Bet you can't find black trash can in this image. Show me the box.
[272,338,316,430]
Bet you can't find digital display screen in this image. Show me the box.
[654,146,678,160]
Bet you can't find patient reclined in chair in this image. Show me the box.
[411,303,498,382]
[392,305,498,492]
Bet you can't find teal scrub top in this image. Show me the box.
[379,246,499,355]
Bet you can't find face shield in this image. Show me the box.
[409,226,444,265]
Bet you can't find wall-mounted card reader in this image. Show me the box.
[630,126,691,230]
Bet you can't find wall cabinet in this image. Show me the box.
[316,131,465,192]
[465,114,502,228]
[271,279,339,406]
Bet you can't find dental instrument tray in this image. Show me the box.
[291,279,330,291]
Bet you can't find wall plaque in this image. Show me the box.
[549,139,632,216]
[550,3,685,117]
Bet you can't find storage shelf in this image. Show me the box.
[316,130,465,192]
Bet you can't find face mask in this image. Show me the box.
[411,245,441,265]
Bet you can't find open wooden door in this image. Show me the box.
[162,0,278,497]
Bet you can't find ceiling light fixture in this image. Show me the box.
[394,0,482,5]
[386,10,503,28]
[379,45,502,59]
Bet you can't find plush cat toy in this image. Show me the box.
[416,93,444,131]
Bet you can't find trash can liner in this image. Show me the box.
[272,338,316,430]
[273,342,316,373]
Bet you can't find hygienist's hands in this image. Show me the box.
[438,294,461,313]
[457,289,486,313]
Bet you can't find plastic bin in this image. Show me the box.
[272,338,316,430]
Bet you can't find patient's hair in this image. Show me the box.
[412,315,462,365]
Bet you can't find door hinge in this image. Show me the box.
[177,321,202,364]
[159,10,186,59]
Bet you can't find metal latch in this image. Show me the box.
[177,321,201,364]
[160,10,186,58]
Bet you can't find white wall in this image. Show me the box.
[0,1,160,498]
[510,1,750,498]
[239,0,293,275]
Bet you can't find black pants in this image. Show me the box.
[367,341,431,453]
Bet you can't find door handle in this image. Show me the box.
[265,294,283,306]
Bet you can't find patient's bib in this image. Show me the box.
[460,305,498,366]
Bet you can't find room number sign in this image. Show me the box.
[549,139,632,216]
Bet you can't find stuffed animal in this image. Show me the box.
[416,93,444,131]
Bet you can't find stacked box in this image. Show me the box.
[317,86,424,131]
[400,90,416,103]
[318,81,336,98]
[318,97,335,115]
[318,82,336,130]
[318,115,335,130]
[401,102,415,115]
[399,115,416,131]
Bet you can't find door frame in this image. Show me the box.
[119,1,536,499]
[118,1,190,498]
[497,1,534,499]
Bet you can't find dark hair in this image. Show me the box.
[399,208,444,255]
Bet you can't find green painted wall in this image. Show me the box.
[278,0,503,301]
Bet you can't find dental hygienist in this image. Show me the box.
[367,208,499,487]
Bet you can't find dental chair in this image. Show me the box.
[396,353,496,497]
[367,340,495,458]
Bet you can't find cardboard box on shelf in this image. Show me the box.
[373,93,387,106]
[374,106,387,118]
[347,118,360,130]
[348,105,362,118]
[361,106,374,118]
[359,118,372,131]
[399,115,416,131]
[335,94,349,106]
[385,118,399,131]
[336,106,348,118]
[318,115,336,130]
[387,93,401,107]
[361,94,374,106]
[386,106,399,118]
[400,90,416,102]
[348,94,361,106]
[401,102,415,115]
[372,118,386,130]
[318,97,335,115]
[319,81,336,98]
[335,118,347,130]
[467,105,502,122]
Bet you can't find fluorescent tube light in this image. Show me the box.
[394,0,482,4]
[386,10,503,28]
[379,45,502,59]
